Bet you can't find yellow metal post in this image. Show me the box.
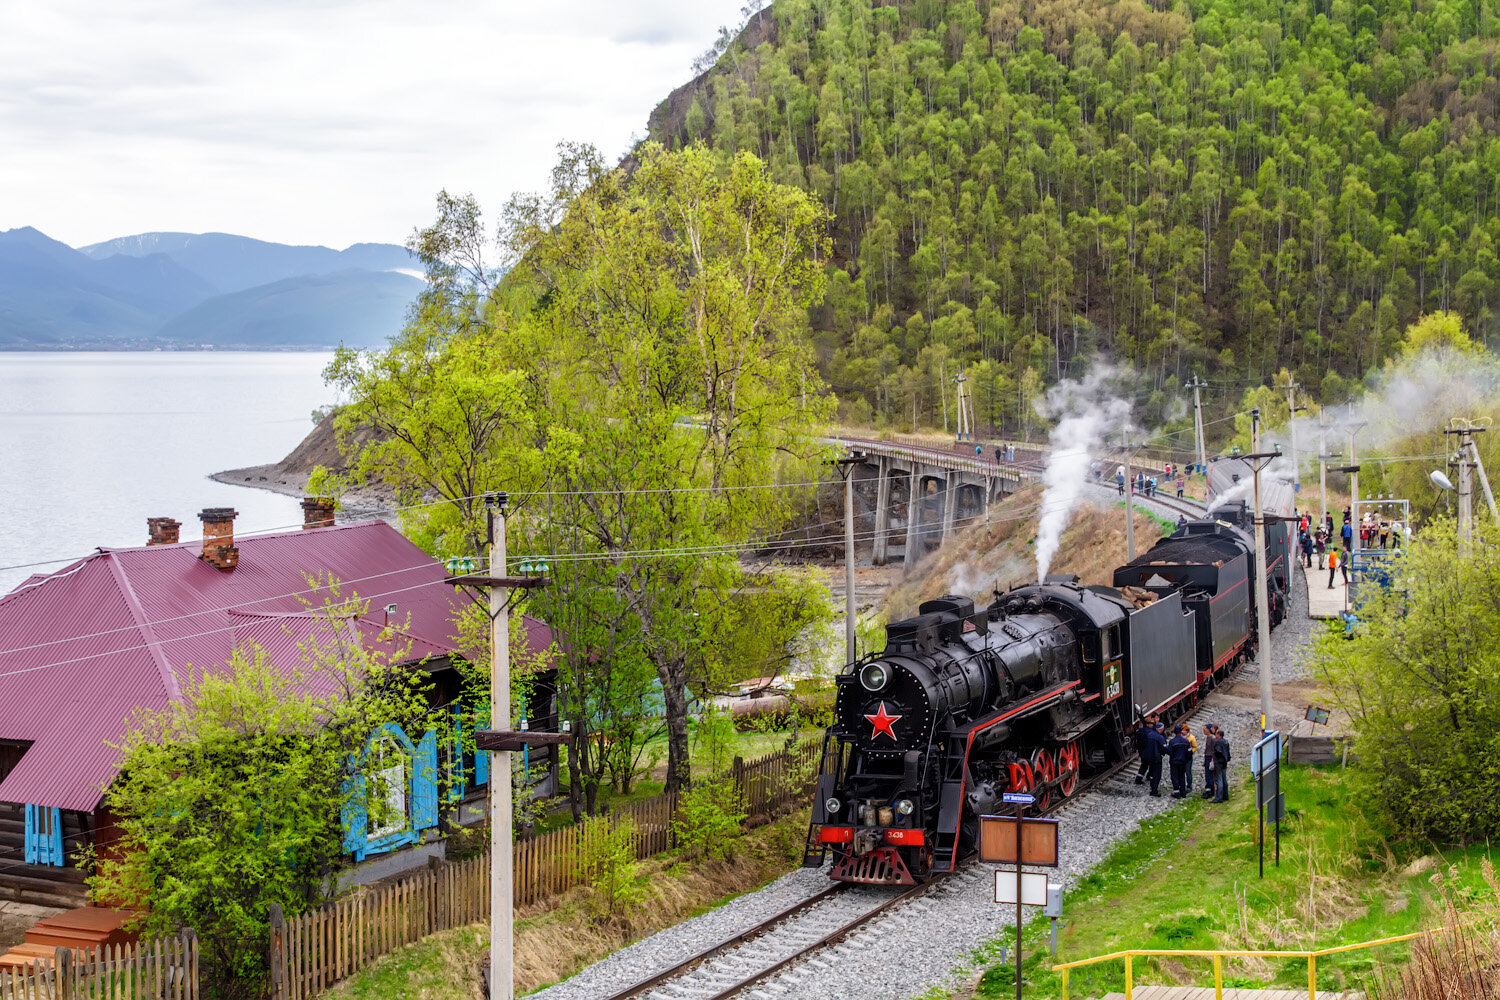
[1124,955,1133,1000]
[1213,954,1223,1000]
[1060,967,1069,1000]
[1307,954,1317,1000]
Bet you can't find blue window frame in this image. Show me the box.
[24,804,64,867]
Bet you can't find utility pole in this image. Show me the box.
[1349,425,1361,581]
[1187,376,1208,476]
[1250,409,1274,738]
[1124,427,1136,562]
[953,373,971,443]
[1317,417,1328,533]
[1447,421,1478,546]
[1469,431,1498,521]
[1285,380,1301,493]
[838,456,861,664]
[487,493,513,1000]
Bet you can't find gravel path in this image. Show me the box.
[527,561,1322,1000]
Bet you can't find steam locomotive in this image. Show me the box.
[802,458,1294,885]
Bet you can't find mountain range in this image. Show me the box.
[0,227,424,349]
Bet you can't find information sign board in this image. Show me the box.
[978,816,1060,866]
[994,870,1049,906]
[1255,761,1280,809]
[1001,792,1035,805]
[1251,730,1282,777]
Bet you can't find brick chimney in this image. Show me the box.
[300,497,335,530]
[146,517,181,546]
[199,508,239,571]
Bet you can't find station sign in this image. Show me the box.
[978,815,1060,867]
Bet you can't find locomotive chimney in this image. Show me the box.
[146,517,181,546]
[199,507,239,571]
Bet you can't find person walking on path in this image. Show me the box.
[1167,725,1191,797]
[1211,726,1232,802]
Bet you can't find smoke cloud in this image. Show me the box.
[1206,456,1297,514]
[1033,369,1135,581]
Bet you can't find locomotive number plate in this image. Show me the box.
[1103,660,1123,703]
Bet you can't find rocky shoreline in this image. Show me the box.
[211,410,395,520]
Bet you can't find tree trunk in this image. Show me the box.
[659,662,693,794]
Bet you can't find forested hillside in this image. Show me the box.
[652,0,1500,425]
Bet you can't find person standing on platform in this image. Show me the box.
[1327,547,1340,589]
[1201,724,1216,798]
[1140,721,1167,797]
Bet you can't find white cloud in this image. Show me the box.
[0,0,751,249]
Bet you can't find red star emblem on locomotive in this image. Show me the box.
[864,701,903,741]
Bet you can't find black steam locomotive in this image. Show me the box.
[803,461,1294,885]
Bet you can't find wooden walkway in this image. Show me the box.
[1098,988,1361,1000]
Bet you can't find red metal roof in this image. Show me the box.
[0,521,557,812]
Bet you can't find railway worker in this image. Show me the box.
[1140,721,1168,796]
[1167,726,1191,797]
[1211,727,1232,802]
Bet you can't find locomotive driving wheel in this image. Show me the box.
[1029,748,1056,812]
[1006,760,1035,801]
[1056,740,1082,797]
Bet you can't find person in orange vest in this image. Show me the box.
[1327,547,1339,589]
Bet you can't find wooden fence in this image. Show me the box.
[270,857,487,1000]
[270,737,821,999]
[1,933,198,1000]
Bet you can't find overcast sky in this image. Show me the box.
[0,0,749,251]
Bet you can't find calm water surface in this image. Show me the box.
[0,353,339,593]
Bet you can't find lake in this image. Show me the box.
[0,352,340,594]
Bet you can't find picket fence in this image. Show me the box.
[0,932,198,1000]
[271,737,821,999]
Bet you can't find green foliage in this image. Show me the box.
[674,710,748,861]
[87,588,434,1000]
[659,0,1500,423]
[1313,518,1500,842]
[577,815,649,922]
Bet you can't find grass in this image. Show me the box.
[949,764,1496,999]
[323,809,817,999]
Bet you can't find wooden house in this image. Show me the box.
[0,506,558,906]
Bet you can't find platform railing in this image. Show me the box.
[1052,928,1441,1000]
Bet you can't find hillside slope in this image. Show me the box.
[654,0,1500,422]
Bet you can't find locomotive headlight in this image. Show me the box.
[895,798,914,816]
[859,662,890,692]
[824,796,843,816]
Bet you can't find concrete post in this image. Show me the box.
[941,472,960,541]
[903,472,924,567]
[873,456,892,566]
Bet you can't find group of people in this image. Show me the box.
[1132,716,1232,802]
[1293,507,1407,590]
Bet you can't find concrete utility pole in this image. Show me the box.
[1317,418,1328,532]
[1250,409,1273,737]
[1187,376,1208,476]
[1124,427,1136,562]
[1470,432,1499,521]
[487,493,513,1000]
[1349,425,1361,577]
[1285,380,1301,492]
[838,455,861,664]
[953,373,972,443]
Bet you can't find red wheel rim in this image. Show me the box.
[1030,749,1056,812]
[1007,761,1035,796]
[1057,741,1081,796]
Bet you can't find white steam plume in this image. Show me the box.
[1205,456,1296,514]
[1033,370,1134,581]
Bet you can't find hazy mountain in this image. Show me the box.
[0,227,422,349]
[157,270,425,348]
[79,232,415,293]
[0,227,216,346]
